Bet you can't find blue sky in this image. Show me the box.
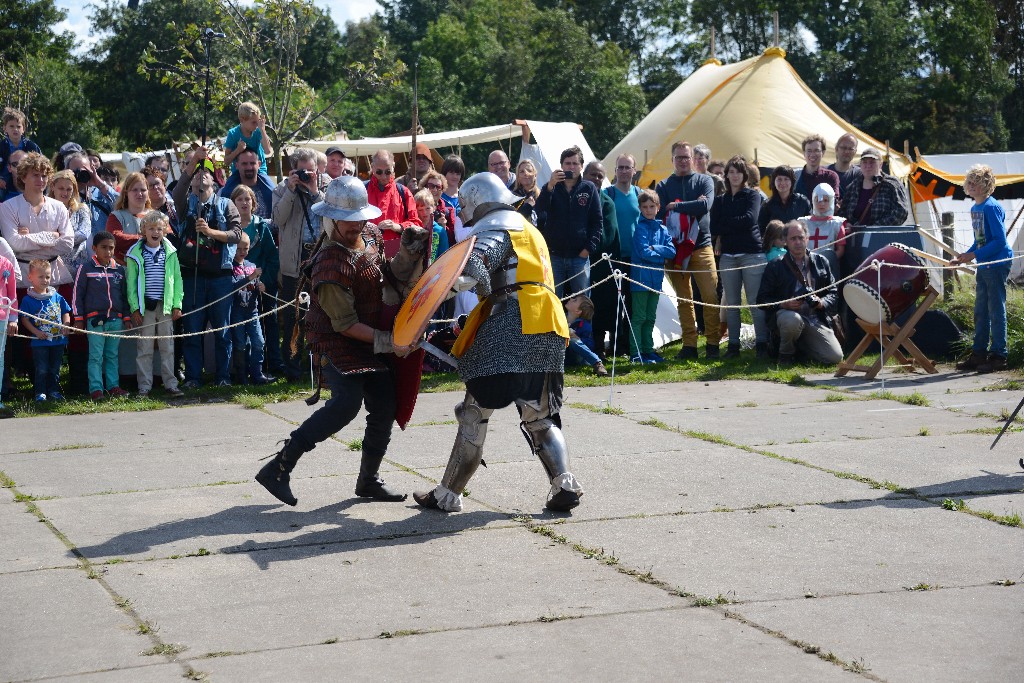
[53,1,379,54]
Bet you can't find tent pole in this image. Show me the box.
[773,12,779,47]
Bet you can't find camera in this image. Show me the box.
[433,208,442,221]
[295,168,311,182]
[562,170,574,180]
[73,168,92,185]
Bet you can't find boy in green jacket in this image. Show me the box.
[126,211,185,397]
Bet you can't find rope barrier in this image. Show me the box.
[6,245,1016,342]
[8,293,307,341]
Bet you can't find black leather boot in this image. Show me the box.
[255,440,302,506]
[355,450,407,501]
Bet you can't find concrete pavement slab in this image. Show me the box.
[386,410,703,470]
[0,404,283,455]
[42,473,514,563]
[806,369,1007,397]
[29,664,190,682]
[197,607,859,682]
[543,499,1023,602]
[0,568,157,682]
[0,435,385,500]
[99,527,682,656]
[0,500,78,574]
[637,399,991,446]
[733,584,1024,683]
[566,379,829,415]
[452,446,897,521]
[773,434,1024,496]
[926,491,1024,520]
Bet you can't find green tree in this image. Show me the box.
[141,0,400,177]
[342,0,647,158]
[0,0,74,62]
[24,58,100,152]
[87,0,223,148]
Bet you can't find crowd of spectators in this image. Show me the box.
[0,100,917,408]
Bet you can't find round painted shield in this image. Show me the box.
[393,236,476,347]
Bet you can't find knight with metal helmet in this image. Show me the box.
[255,176,429,506]
[413,172,584,513]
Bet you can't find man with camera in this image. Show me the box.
[537,146,603,298]
[272,147,324,382]
[64,151,118,235]
[171,146,243,388]
[755,220,844,365]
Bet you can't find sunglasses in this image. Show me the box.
[374,168,394,176]
[426,183,443,190]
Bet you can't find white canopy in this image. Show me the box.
[294,123,524,158]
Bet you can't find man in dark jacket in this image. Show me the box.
[756,221,843,364]
[537,146,603,298]
[655,141,719,360]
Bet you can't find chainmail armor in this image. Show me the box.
[457,230,565,381]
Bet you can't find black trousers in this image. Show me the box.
[289,367,395,459]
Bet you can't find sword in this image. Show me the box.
[990,393,1024,470]
[420,339,457,370]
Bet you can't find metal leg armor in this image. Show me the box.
[433,392,493,512]
[516,395,583,509]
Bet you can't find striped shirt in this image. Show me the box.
[142,244,166,302]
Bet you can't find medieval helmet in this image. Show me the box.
[312,176,382,222]
[458,172,522,225]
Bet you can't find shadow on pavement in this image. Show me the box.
[73,498,512,569]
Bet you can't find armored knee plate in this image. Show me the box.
[434,393,493,511]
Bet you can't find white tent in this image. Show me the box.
[602,47,912,188]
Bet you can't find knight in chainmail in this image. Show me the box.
[414,173,584,513]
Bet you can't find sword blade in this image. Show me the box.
[991,393,1024,449]
[420,340,458,370]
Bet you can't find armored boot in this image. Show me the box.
[255,439,303,506]
[355,448,407,501]
[521,415,583,512]
[414,394,492,512]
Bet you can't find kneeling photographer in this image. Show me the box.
[756,220,844,365]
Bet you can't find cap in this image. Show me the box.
[415,143,431,159]
[58,142,84,157]
[325,146,346,159]
[860,147,882,161]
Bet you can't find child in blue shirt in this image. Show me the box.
[224,101,271,174]
[565,294,608,377]
[630,190,676,364]
[20,259,71,401]
[952,164,1013,373]
[0,108,41,198]
[230,233,273,385]
[72,232,131,400]
[763,219,787,262]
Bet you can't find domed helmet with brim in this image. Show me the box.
[312,176,383,221]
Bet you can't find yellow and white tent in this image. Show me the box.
[603,47,912,187]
